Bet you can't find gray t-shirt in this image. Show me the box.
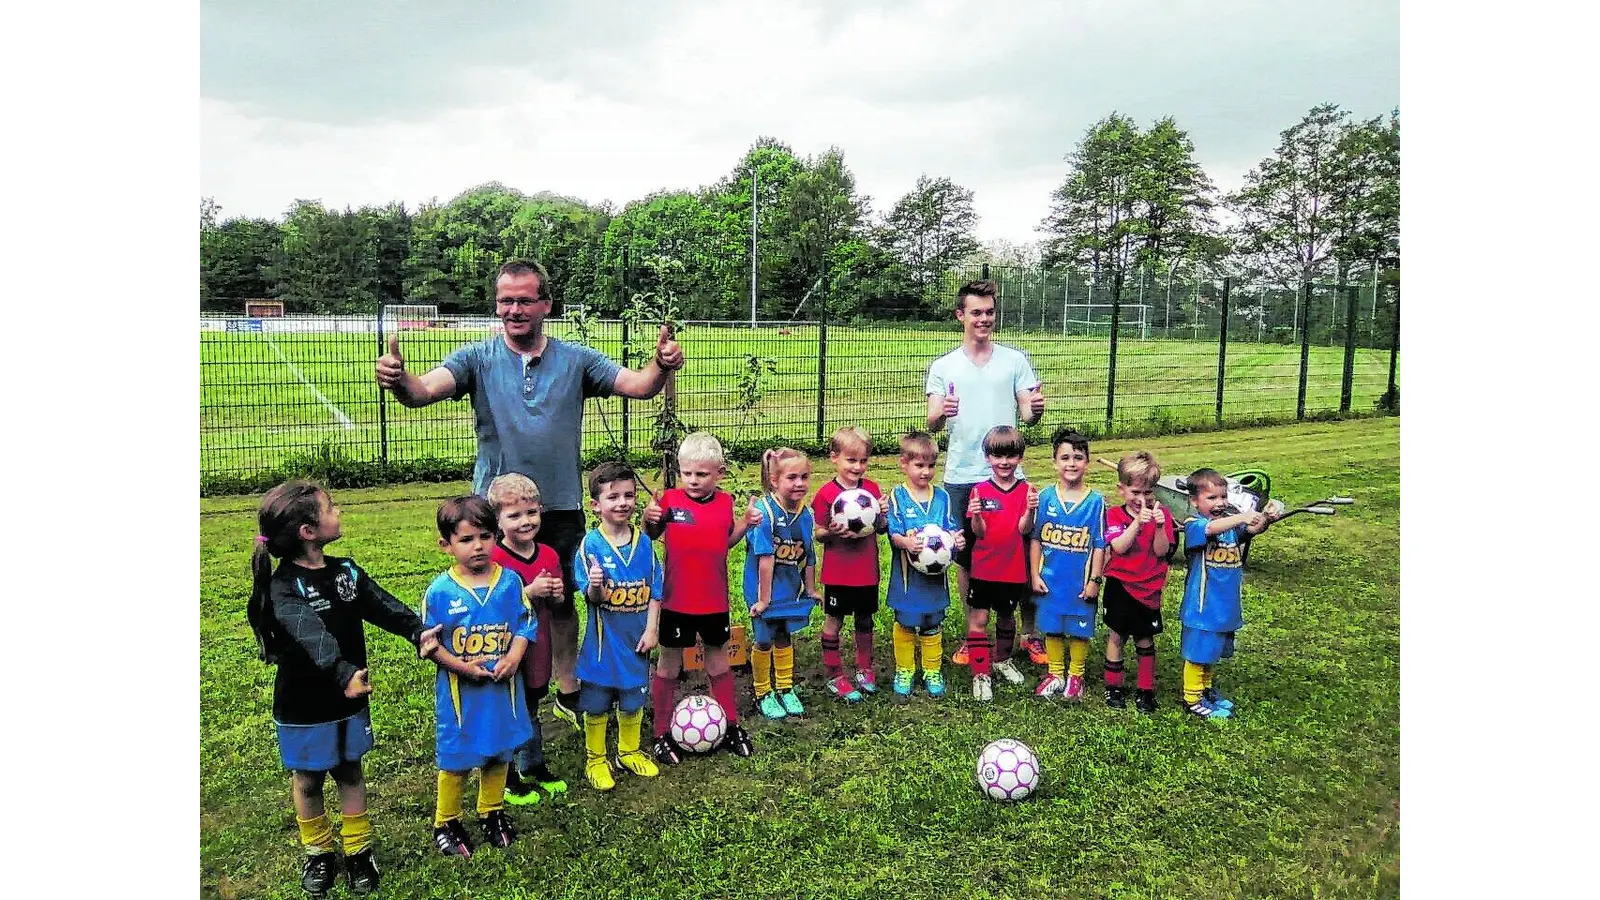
[925,343,1040,485]
[442,335,621,510]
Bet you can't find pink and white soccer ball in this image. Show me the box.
[669,694,727,753]
[830,488,881,536]
[910,525,955,575]
[976,738,1040,801]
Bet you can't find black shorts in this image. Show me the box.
[1101,577,1164,638]
[658,609,732,649]
[822,585,879,619]
[537,510,586,617]
[968,578,1028,614]
[944,481,978,569]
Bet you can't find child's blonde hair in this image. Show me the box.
[899,430,938,462]
[829,426,871,456]
[760,446,810,493]
[1117,451,1161,487]
[486,473,541,510]
[676,431,726,468]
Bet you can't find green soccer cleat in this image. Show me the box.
[758,691,788,720]
[923,670,947,698]
[893,669,915,697]
[779,689,804,716]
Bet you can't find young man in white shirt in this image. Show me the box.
[925,280,1047,668]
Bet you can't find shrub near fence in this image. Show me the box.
[199,279,1398,495]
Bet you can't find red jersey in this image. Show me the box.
[811,477,884,588]
[490,538,558,688]
[970,478,1031,584]
[657,487,734,615]
[1103,504,1176,608]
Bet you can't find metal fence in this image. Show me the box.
[200,273,1399,486]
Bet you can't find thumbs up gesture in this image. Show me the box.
[375,335,406,390]
[744,495,765,528]
[1027,482,1040,513]
[1026,384,1046,421]
[587,554,607,591]
[942,382,960,419]
[655,324,684,371]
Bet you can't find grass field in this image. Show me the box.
[200,417,1400,899]
[200,322,1396,479]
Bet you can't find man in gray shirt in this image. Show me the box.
[374,259,683,733]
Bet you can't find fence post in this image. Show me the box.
[1340,283,1358,414]
[1105,274,1121,434]
[620,247,631,453]
[376,304,389,465]
[1216,277,1230,427]
[1384,277,1400,411]
[1296,279,1312,420]
[816,269,828,444]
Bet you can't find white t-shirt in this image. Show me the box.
[925,343,1040,485]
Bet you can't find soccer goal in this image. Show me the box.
[382,304,438,330]
[244,299,285,318]
[1061,303,1150,338]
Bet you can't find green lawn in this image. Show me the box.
[200,417,1399,899]
[200,323,1395,478]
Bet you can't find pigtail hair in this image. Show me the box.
[248,540,279,664]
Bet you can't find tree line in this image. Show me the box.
[200,103,1398,323]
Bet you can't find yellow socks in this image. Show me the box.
[477,763,508,816]
[339,812,372,856]
[1068,638,1090,678]
[774,645,795,692]
[918,631,943,669]
[893,624,916,672]
[616,707,659,777]
[1046,635,1066,679]
[297,813,336,854]
[752,647,773,696]
[584,712,610,761]
[1183,661,1205,704]
[434,770,466,828]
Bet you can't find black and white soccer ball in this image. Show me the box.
[910,524,955,575]
[830,488,880,536]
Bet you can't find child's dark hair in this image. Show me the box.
[983,425,1025,458]
[589,461,638,499]
[437,494,498,540]
[1185,468,1228,496]
[248,479,328,664]
[1050,426,1089,458]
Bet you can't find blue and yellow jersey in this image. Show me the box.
[423,565,536,767]
[1180,518,1246,632]
[573,526,663,691]
[743,494,816,619]
[885,484,958,616]
[1031,486,1106,619]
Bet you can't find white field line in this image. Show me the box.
[263,335,355,429]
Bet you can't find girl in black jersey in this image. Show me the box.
[248,480,441,897]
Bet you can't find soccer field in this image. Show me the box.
[201,322,1395,480]
[199,418,1399,899]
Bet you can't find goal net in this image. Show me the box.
[1061,303,1150,338]
[382,304,438,330]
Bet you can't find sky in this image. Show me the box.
[201,0,1398,245]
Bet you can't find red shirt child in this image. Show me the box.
[490,539,562,695]
[656,487,735,615]
[811,476,885,588]
[1103,504,1176,610]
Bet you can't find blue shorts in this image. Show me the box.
[751,613,811,645]
[1037,609,1096,640]
[1182,626,1235,665]
[276,709,373,772]
[578,682,649,715]
[893,609,946,634]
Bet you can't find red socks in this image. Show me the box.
[821,632,844,679]
[708,669,739,725]
[1136,645,1157,691]
[1104,658,1125,687]
[854,629,874,673]
[652,674,677,738]
[968,631,992,677]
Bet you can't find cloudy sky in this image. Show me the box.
[201,0,1397,244]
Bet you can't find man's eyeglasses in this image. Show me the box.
[496,297,547,308]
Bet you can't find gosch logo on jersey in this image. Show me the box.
[774,540,807,565]
[603,582,654,611]
[1038,522,1091,551]
[450,623,513,660]
[1204,543,1243,568]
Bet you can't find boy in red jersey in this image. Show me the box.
[1101,451,1176,714]
[642,431,762,761]
[484,474,571,804]
[810,426,888,702]
[964,426,1039,701]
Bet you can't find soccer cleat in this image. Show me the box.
[503,766,541,806]
[720,724,755,758]
[527,763,568,796]
[1202,687,1234,711]
[971,674,994,702]
[585,755,616,791]
[758,691,788,720]
[1064,674,1086,702]
[1134,688,1157,714]
[1184,698,1228,720]
[780,689,805,716]
[951,639,971,666]
[1025,635,1049,665]
[892,669,915,697]
[300,852,340,896]
[552,695,581,734]
[432,820,473,858]
[855,670,879,695]
[827,675,864,703]
[1104,684,1128,709]
[1035,673,1066,698]
[993,659,1025,685]
[617,750,660,778]
[651,734,684,766]
[923,670,946,698]
[344,848,379,896]
[481,810,517,849]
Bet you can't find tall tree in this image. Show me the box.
[781,146,868,318]
[1227,103,1351,290]
[880,174,980,312]
[1039,113,1145,308]
[200,199,281,310]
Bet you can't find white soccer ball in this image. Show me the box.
[830,488,881,536]
[976,738,1041,802]
[669,694,727,754]
[910,524,955,575]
